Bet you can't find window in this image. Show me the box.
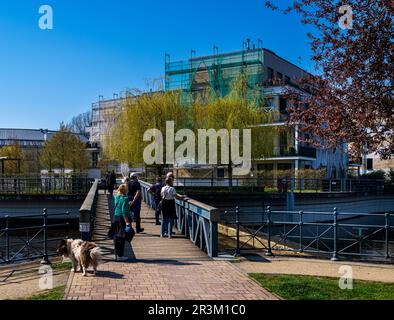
[367,159,373,170]
[285,76,291,84]
[267,67,274,80]
[276,72,283,80]
[279,98,287,113]
[278,164,292,170]
[257,164,274,171]
[217,168,225,178]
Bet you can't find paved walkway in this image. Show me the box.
[65,192,276,300]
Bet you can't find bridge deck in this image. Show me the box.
[65,191,276,300]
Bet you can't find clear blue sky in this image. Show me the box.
[0,0,313,130]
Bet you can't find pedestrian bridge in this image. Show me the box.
[65,189,275,300]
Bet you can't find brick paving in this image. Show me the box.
[65,191,276,300]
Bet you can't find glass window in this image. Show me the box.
[267,67,274,80]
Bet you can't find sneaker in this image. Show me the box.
[136,228,145,233]
[116,256,128,262]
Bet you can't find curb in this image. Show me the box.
[63,269,75,300]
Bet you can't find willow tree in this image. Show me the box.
[104,90,188,175]
[105,73,279,180]
[191,72,279,184]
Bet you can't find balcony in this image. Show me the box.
[273,145,317,158]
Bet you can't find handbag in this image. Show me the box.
[157,199,164,212]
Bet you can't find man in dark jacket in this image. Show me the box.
[148,176,164,225]
[128,173,144,233]
[107,170,116,198]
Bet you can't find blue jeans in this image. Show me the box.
[153,199,160,225]
[161,217,173,238]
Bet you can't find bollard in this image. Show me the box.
[266,206,273,256]
[331,207,339,261]
[41,209,51,265]
[299,211,304,253]
[385,213,390,259]
[5,215,10,264]
[235,206,240,256]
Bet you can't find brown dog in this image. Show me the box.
[57,239,102,276]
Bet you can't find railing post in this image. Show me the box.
[331,207,339,261]
[235,206,240,256]
[41,208,51,265]
[385,213,390,259]
[299,211,303,253]
[266,206,273,256]
[5,215,10,264]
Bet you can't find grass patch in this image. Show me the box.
[51,261,72,270]
[30,261,72,273]
[28,285,66,300]
[250,274,394,300]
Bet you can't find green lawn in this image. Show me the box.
[250,274,394,300]
[28,285,66,300]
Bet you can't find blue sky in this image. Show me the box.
[0,0,313,130]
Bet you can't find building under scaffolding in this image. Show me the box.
[165,44,349,179]
[165,43,310,99]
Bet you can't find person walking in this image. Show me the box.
[113,184,135,261]
[148,176,164,225]
[128,172,144,233]
[107,170,116,198]
[104,171,110,194]
[160,177,186,239]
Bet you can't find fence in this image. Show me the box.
[0,175,91,195]
[0,210,70,265]
[171,177,385,194]
[223,206,394,262]
[140,180,220,257]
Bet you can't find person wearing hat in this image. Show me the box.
[127,173,144,233]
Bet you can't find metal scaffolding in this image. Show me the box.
[165,46,264,98]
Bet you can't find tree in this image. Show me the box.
[104,90,188,175]
[265,1,393,160]
[0,142,27,174]
[191,72,279,183]
[67,111,92,138]
[105,73,279,180]
[40,124,89,174]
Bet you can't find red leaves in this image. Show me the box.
[266,0,393,159]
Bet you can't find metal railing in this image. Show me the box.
[0,210,70,265]
[79,179,99,241]
[0,175,91,195]
[140,180,220,257]
[169,177,385,194]
[223,206,394,262]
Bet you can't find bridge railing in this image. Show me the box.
[168,177,385,194]
[0,210,70,265]
[79,179,99,241]
[0,175,92,195]
[140,180,219,257]
[223,206,393,262]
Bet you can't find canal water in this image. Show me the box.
[0,199,82,219]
